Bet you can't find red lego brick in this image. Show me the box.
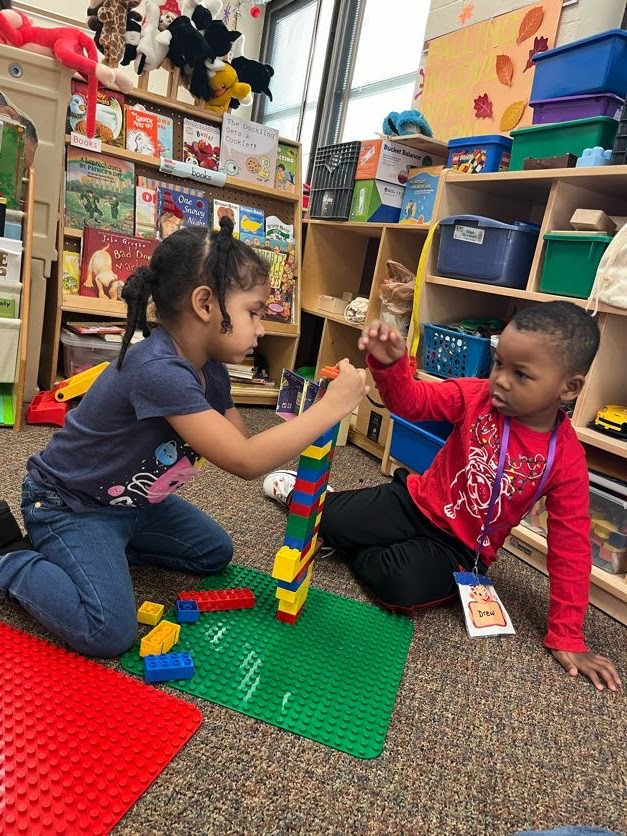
[0,621,201,835]
[276,607,304,624]
[294,471,328,496]
[289,498,321,518]
[178,587,256,612]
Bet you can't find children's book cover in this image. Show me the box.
[240,205,264,238]
[66,79,125,146]
[274,143,297,193]
[212,200,240,237]
[276,369,321,420]
[257,247,296,325]
[265,215,295,251]
[157,114,174,157]
[65,148,135,234]
[62,250,80,295]
[135,177,206,239]
[79,228,156,301]
[156,186,210,239]
[125,105,159,156]
[183,118,221,170]
[220,114,278,187]
[0,118,25,210]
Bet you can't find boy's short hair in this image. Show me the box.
[510,301,600,374]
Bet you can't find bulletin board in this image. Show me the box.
[419,1,563,142]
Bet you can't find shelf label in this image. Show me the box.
[70,132,101,153]
[453,224,484,245]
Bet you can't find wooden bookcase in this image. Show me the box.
[41,86,302,407]
[384,165,627,624]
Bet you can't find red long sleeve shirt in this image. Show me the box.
[370,353,592,653]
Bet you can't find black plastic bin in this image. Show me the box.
[309,141,361,220]
[610,99,627,163]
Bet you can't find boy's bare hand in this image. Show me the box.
[358,320,406,366]
[551,649,622,691]
[325,358,369,416]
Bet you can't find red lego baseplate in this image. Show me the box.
[177,587,256,612]
[0,621,202,835]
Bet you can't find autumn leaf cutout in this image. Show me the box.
[474,93,493,119]
[517,5,544,44]
[500,101,526,131]
[496,54,514,86]
[524,36,549,71]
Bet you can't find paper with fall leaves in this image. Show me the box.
[419,0,563,142]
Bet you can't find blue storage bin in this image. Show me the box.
[390,415,453,474]
[531,29,627,99]
[423,323,493,379]
[436,215,540,289]
[447,135,512,173]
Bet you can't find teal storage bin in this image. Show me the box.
[540,232,613,298]
[509,117,618,170]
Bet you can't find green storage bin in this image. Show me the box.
[540,232,613,298]
[509,116,618,170]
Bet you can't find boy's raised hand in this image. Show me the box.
[551,649,622,692]
[325,358,369,416]
[358,320,406,366]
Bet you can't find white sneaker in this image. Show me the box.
[262,470,335,507]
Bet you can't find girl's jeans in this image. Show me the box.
[0,475,232,657]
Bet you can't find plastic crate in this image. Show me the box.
[531,29,627,99]
[610,101,627,163]
[60,327,119,378]
[530,93,624,125]
[309,141,361,220]
[436,215,540,289]
[540,232,612,298]
[446,134,512,173]
[389,415,453,474]
[509,116,619,171]
[423,323,493,379]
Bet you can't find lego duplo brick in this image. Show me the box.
[0,621,202,835]
[178,587,256,612]
[175,599,201,623]
[144,651,195,683]
[137,600,165,626]
[120,564,414,759]
[139,619,180,657]
[275,563,314,606]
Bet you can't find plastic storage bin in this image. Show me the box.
[0,317,20,383]
[60,327,118,378]
[610,101,627,164]
[436,215,540,288]
[508,116,619,171]
[423,323,493,379]
[540,232,612,298]
[530,93,624,125]
[447,135,512,173]
[308,141,361,220]
[0,280,22,318]
[530,29,627,99]
[0,237,23,283]
[389,415,453,473]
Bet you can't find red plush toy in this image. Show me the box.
[0,9,133,137]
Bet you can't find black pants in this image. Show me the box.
[319,469,478,612]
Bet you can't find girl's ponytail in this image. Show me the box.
[118,265,154,368]
[211,215,235,332]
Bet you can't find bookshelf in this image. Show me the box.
[42,86,302,406]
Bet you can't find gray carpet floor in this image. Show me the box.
[1,408,626,836]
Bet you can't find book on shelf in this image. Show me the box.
[276,369,321,421]
[257,248,296,326]
[156,113,174,157]
[135,176,206,239]
[79,228,157,300]
[265,215,294,250]
[212,200,240,237]
[64,320,126,336]
[66,79,124,147]
[156,186,210,239]
[62,250,80,295]
[220,113,278,187]
[125,105,159,156]
[239,205,264,241]
[65,148,135,234]
[182,117,220,169]
[274,143,297,193]
[0,117,25,210]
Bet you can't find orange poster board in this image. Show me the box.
[420,1,563,142]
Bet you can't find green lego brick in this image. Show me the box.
[119,564,413,759]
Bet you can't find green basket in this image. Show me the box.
[509,116,618,170]
[540,232,612,298]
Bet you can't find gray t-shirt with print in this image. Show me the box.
[28,327,233,512]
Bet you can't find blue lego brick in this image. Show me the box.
[292,481,328,508]
[315,425,339,447]
[175,599,201,623]
[295,463,330,483]
[143,652,195,683]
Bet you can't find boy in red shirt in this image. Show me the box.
[264,302,621,691]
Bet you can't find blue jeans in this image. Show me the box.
[0,476,232,657]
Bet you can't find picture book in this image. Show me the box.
[79,228,156,300]
[64,320,126,336]
[276,369,321,421]
[135,177,206,239]
[65,148,135,234]
[183,118,221,170]
[125,105,159,156]
[212,200,240,237]
[0,118,25,210]
[156,186,210,239]
[274,143,297,193]
[156,114,174,157]
[257,247,296,325]
[66,79,124,147]
[62,250,80,295]
[265,215,295,251]
[239,205,264,239]
[220,114,278,187]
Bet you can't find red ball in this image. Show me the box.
[250,5,261,17]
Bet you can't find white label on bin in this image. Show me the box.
[453,224,484,245]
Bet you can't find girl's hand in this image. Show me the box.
[358,320,406,366]
[551,649,622,691]
[325,358,368,416]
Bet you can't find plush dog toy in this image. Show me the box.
[134,0,171,74]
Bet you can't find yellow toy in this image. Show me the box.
[196,63,252,114]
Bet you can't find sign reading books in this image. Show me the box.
[220,114,279,187]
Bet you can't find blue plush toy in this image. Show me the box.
[382,110,433,137]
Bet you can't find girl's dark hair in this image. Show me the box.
[117,216,269,368]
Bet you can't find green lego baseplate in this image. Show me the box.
[119,564,413,759]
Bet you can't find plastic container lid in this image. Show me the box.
[533,28,627,63]
[510,115,618,136]
[543,231,613,243]
[447,134,513,147]
[529,92,624,106]
[440,214,540,233]
[60,327,120,351]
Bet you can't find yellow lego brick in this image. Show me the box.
[275,561,316,604]
[139,636,164,657]
[277,566,313,612]
[272,546,302,581]
[139,620,179,657]
[137,601,165,626]
[302,440,332,460]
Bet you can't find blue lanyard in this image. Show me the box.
[474,416,558,572]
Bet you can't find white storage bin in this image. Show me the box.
[0,317,21,383]
[0,238,23,283]
[60,327,120,378]
[0,280,22,318]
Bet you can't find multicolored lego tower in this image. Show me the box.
[271,367,339,624]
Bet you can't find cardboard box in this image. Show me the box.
[318,294,349,315]
[350,180,404,223]
[355,369,391,446]
[400,166,443,225]
[355,138,444,186]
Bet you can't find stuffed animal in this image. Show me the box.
[88,1,141,67]
[164,13,210,70]
[120,7,142,66]
[134,0,171,74]
[195,63,251,114]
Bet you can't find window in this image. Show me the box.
[257,0,430,179]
